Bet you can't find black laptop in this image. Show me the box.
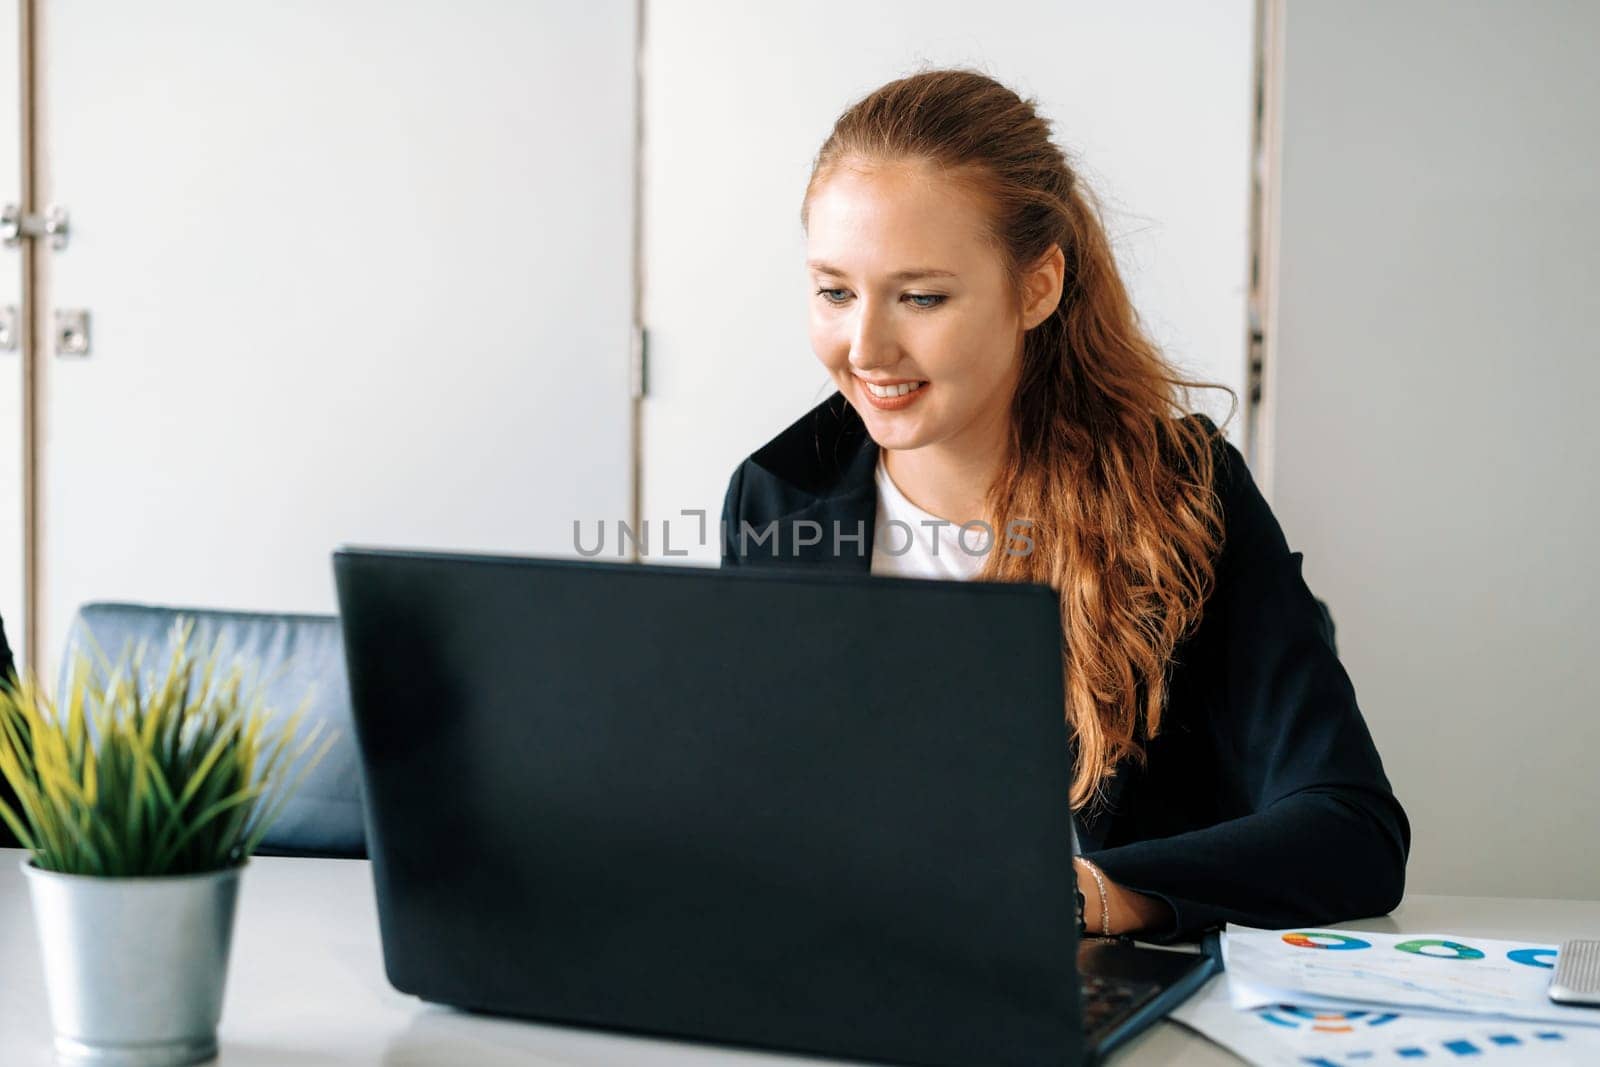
[333,547,1216,1067]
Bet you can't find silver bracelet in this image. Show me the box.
[1078,858,1111,937]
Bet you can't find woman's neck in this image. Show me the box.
[881,417,1010,527]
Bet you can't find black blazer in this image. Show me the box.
[721,392,1410,942]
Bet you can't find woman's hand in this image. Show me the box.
[1074,857,1174,937]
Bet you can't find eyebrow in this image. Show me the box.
[806,261,957,282]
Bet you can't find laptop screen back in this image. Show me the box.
[335,548,1084,1067]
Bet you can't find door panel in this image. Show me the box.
[41,1,636,672]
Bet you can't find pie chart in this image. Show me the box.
[1281,932,1372,951]
[1395,938,1485,960]
[1258,1005,1400,1032]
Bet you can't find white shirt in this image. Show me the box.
[869,453,991,580]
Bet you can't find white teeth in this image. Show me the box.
[864,380,925,399]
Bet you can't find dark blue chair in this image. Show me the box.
[58,603,366,858]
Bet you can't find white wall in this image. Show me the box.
[641,0,1255,558]
[1267,0,1600,897]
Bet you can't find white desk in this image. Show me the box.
[3,849,1598,1066]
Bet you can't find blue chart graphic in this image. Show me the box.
[1294,1030,1569,1064]
[1506,947,1558,968]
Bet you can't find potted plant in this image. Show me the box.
[0,621,331,1067]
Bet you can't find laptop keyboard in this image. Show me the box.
[1080,973,1163,1040]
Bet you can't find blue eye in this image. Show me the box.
[813,288,946,310]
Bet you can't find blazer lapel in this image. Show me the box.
[728,392,882,572]
[781,491,874,571]
[765,439,878,572]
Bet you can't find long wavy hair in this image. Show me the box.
[803,69,1232,812]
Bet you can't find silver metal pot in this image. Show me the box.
[22,859,245,1067]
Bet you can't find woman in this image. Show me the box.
[720,69,1408,943]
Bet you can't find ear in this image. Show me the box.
[1020,244,1066,331]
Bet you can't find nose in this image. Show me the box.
[847,298,898,374]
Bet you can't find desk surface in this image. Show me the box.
[3,848,1599,1066]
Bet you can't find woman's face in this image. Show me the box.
[805,159,1054,455]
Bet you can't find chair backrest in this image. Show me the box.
[0,611,16,686]
[59,603,366,858]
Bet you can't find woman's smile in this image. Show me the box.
[856,375,929,409]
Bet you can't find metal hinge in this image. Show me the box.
[1246,299,1265,405]
[629,324,649,400]
[56,308,91,357]
[1,203,69,251]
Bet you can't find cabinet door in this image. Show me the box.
[641,0,1254,561]
[0,0,23,667]
[39,1,635,671]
